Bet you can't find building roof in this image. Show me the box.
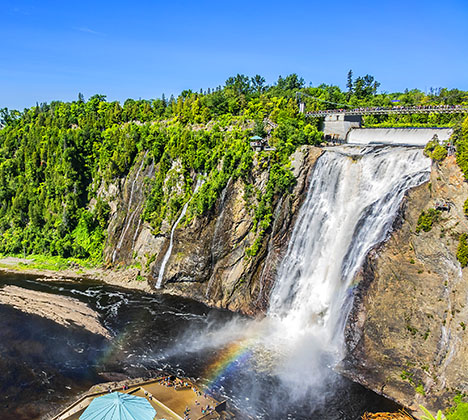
[79,392,156,420]
[250,135,263,140]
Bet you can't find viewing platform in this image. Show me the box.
[52,376,228,420]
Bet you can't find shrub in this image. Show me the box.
[424,138,447,162]
[416,209,441,233]
[446,395,468,420]
[457,233,468,268]
[463,198,468,217]
[432,145,448,161]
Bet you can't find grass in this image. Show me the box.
[0,253,99,272]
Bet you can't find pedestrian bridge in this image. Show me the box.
[306,105,468,118]
[309,105,468,144]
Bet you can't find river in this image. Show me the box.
[0,272,398,420]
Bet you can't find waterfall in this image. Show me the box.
[170,145,432,411]
[112,152,147,263]
[156,177,205,289]
[268,146,431,357]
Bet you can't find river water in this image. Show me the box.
[0,272,397,420]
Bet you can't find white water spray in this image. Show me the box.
[156,177,205,289]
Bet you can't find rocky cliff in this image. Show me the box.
[343,155,468,415]
[104,146,323,315]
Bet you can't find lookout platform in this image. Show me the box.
[52,376,226,420]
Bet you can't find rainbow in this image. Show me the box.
[97,327,255,392]
[203,339,253,391]
[96,326,135,367]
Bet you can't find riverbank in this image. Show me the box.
[0,285,110,338]
[0,255,153,293]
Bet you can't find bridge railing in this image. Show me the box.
[306,105,468,118]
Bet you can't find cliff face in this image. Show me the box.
[343,155,468,414]
[104,146,323,315]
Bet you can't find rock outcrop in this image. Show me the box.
[104,146,323,315]
[343,155,468,415]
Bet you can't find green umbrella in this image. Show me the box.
[80,392,156,420]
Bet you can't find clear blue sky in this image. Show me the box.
[1,0,467,110]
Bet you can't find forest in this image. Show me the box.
[0,72,467,263]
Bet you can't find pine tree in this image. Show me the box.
[346,70,353,99]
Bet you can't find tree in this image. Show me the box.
[252,119,266,137]
[0,108,20,127]
[225,74,252,96]
[346,70,353,99]
[276,74,305,92]
[353,74,380,99]
[251,75,266,94]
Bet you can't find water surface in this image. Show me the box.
[0,272,398,419]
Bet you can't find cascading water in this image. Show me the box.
[156,177,205,289]
[267,145,431,364]
[3,146,433,419]
[112,151,148,263]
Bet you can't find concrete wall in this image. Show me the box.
[322,114,362,142]
[321,113,454,146]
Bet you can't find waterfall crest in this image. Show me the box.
[348,127,453,146]
[268,146,431,356]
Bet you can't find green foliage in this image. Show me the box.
[446,395,468,420]
[455,116,468,179]
[401,369,414,384]
[432,145,448,161]
[457,233,468,268]
[0,73,466,264]
[420,405,446,420]
[425,139,448,161]
[463,198,468,217]
[446,404,468,420]
[0,253,96,271]
[415,383,426,396]
[416,209,441,233]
